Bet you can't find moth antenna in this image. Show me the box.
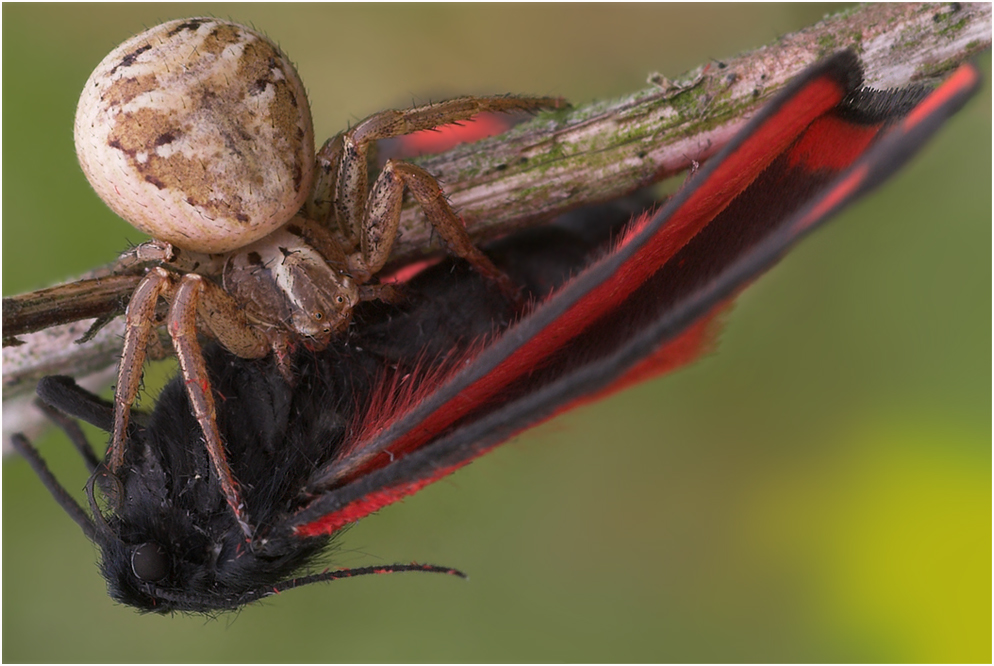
[10,434,99,542]
[149,563,468,611]
[267,562,467,594]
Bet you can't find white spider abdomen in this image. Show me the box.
[74,18,315,254]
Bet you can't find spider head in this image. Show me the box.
[288,275,359,342]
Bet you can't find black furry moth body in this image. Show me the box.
[13,52,981,613]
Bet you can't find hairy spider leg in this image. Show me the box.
[329,95,564,302]
[111,268,175,471]
[167,274,266,538]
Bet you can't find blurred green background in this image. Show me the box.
[3,4,990,662]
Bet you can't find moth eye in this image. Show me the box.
[131,542,170,582]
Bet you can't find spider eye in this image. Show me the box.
[131,542,170,582]
[335,296,345,304]
[313,311,323,321]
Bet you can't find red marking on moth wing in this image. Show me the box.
[793,163,869,234]
[334,75,850,476]
[905,64,980,131]
[785,115,881,171]
[612,209,656,248]
[341,341,486,460]
[392,113,516,157]
[293,459,473,537]
[379,257,444,284]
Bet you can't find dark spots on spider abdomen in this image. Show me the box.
[221,130,246,159]
[249,78,270,96]
[198,88,221,110]
[110,44,151,75]
[166,19,209,37]
[247,251,264,265]
[107,138,127,154]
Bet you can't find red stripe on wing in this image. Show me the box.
[904,64,980,131]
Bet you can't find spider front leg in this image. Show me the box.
[111,268,268,537]
[167,274,269,538]
[330,96,564,301]
[110,267,175,472]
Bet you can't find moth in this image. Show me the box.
[11,51,981,613]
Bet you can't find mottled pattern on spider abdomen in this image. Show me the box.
[74,18,315,254]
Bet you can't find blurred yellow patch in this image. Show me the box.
[745,419,990,662]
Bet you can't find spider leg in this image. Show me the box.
[352,160,520,303]
[185,274,270,361]
[329,95,561,305]
[334,95,562,246]
[358,282,402,304]
[110,267,175,472]
[289,215,351,269]
[168,274,266,538]
[305,133,345,233]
